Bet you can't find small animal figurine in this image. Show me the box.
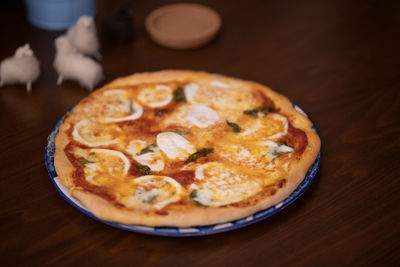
[54,36,103,90]
[67,15,101,59]
[0,44,40,92]
[102,4,135,43]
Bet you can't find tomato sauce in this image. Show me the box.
[169,170,195,188]
[285,125,308,155]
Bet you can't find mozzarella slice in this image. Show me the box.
[78,148,130,185]
[134,152,165,171]
[104,101,143,122]
[241,113,288,139]
[73,119,118,147]
[156,132,196,160]
[90,149,130,174]
[192,162,262,207]
[240,119,263,136]
[195,165,205,180]
[184,83,199,102]
[121,175,183,210]
[137,85,173,107]
[187,104,219,128]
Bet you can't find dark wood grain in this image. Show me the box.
[1,0,399,265]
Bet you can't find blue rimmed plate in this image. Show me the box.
[45,104,321,236]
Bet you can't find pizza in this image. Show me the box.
[54,70,320,227]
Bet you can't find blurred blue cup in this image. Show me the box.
[25,0,96,30]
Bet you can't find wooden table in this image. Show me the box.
[1,0,399,265]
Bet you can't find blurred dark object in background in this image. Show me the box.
[101,3,135,43]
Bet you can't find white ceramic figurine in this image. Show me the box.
[67,15,101,60]
[0,44,40,92]
[54,36,103,90]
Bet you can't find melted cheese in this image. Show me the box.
[193,162,262,206]
[73,119,118,147]
[262,140,294,158]
[85,173,98,185]
[156,132,196,160]
[241,119,263,136]
[94,90,143,122]
[241,113,288,139]
[120,175,183,210]
[193,84,254,112]
[217,143,265,168]
[187,104,219,128]
[161,104,219,129]
[210,80,229,88]
[184,83,199,102]
[93,89,145,122]
[134,152,165,171]
[137,84,173,107]
[267,114,288,139]
[126,140,165,171]
[90,149,130,174]
[210,80,241,88]
[103,89,126,96]
[77,148,130,186]
[126,140,147,156]
[104,101,143,122]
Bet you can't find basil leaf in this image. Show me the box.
[243,109,259,118]
[189,190,198,199]
[161,130,189,135]
[193,201,207,207]
[139,143,157,155]
[259,106,271,116]
[189,190,208,207]
[171,130,189,135]
[128,99,135,114]
[226,120,241,133]
[277,140,289,147]
[243,106,271,118]
[173,87,186,102]
[78,157,95,166]
[185,148,214,163]
[272,141,293,157]
[154,108,168,117]
[136,164,151,175]
[272,150,285,158]
[143,194,158,204]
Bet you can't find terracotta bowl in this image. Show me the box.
[145,3,222,49]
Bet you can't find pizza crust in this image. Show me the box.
[54,70,321,227]
[55,122,74,188]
